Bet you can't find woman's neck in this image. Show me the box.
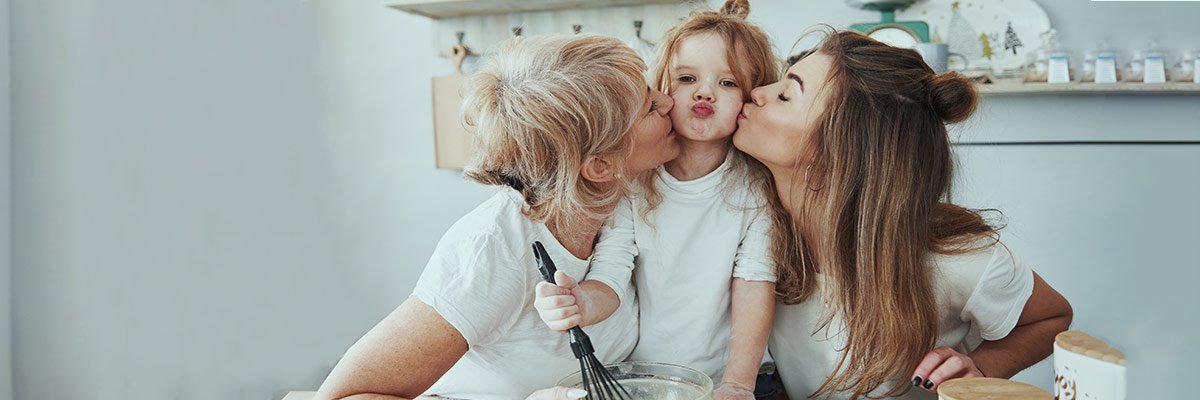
[767,162,823,263]
[664,138,731,181]
[545,205,614,260]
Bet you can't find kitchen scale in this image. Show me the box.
[847,0,929,48]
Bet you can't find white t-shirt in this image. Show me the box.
[589,152,777,383]
[411,190,638,400]
[769,241,1035,400]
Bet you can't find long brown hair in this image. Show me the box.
[637,0,781,219]
[770,30,1001,398]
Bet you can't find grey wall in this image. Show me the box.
[0,0,10,398]
[6,0,1198,399]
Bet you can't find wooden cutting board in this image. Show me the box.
[431,44,473,169]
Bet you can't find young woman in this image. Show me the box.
[734,31,1073,399]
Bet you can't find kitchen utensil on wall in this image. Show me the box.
[1053,330,1126,400]
[533,242,633,400]
[898,0,1051,75]
[431,41,472,169]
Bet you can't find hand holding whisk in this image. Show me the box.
[532,242,632,400]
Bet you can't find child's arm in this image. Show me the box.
[717,208,778,398]
[534,197,638,330]
[718,279,776,397]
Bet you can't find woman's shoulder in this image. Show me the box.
[435,190,531,262]
[928,238,1026,305]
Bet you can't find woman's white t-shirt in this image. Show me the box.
[411,190,638,400]
[769,241,1035,400]
[589,152,777,383]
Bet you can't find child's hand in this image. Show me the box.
[534,270,585,331]
[713,382,755,400]
[910,347,984,392]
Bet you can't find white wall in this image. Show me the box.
[7,0,1199,399]
[11,1,490,399]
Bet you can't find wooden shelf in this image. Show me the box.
[978,79,1200,96]
[389,0,682,19]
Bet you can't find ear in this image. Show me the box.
[580,155,616,184]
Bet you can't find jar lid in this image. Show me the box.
[937,377,1052,400]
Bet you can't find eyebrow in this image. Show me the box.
[672,64,733,75]
[788,73,804,91]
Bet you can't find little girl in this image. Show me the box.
[534,1,782,399]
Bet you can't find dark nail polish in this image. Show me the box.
[923,379,934,389]
[912,377,922,387]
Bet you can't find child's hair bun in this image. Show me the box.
[719,0,750,19]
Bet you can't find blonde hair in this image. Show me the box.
[462,34,649,224]
[638,0,781,219]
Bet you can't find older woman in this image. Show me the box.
[733,31,1073,399]
[315,34,679,400]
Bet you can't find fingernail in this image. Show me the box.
[912,377,922,387]
[923,379,934,389]
[568,389,588,399]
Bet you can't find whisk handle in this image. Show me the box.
[532,241,557,283]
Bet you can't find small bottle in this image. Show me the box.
[1084,42,1119,84]
[1041,30,1073,84]
[1172,48,1197,83]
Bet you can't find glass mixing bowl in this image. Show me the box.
[555,361,713,400]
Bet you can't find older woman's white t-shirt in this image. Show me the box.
[769,241,1034,400]
[411,190,638,400]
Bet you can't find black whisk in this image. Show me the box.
[532,241,633,400]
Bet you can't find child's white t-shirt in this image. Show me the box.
[769,241,1035,400]
[411,190,638,400]
[588,151,777,383]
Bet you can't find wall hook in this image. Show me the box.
[512,26,523,37]
[455,31,465,45]
[572,24,582,35]
[633,20,656,46]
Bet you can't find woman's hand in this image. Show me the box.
[534,271,586,331]
[911,347,984,392]
[713,382,756,400]
[526,387,589,400]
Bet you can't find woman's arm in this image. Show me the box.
[716,278,776,399]
[315,298,467,400]
[970,272,1073,377]
[912,272,1073,392]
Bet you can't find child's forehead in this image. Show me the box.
[669,33,740,69]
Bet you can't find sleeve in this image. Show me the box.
[732,207,777,282]
[960,243,1035,341]
[411,232,528,347]
[584,196,638,305]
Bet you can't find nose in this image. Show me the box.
[749,85,766,107]
[657,91,674,115]
[693,82,714,102]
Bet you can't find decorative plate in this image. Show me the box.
[898,0,1052,74]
